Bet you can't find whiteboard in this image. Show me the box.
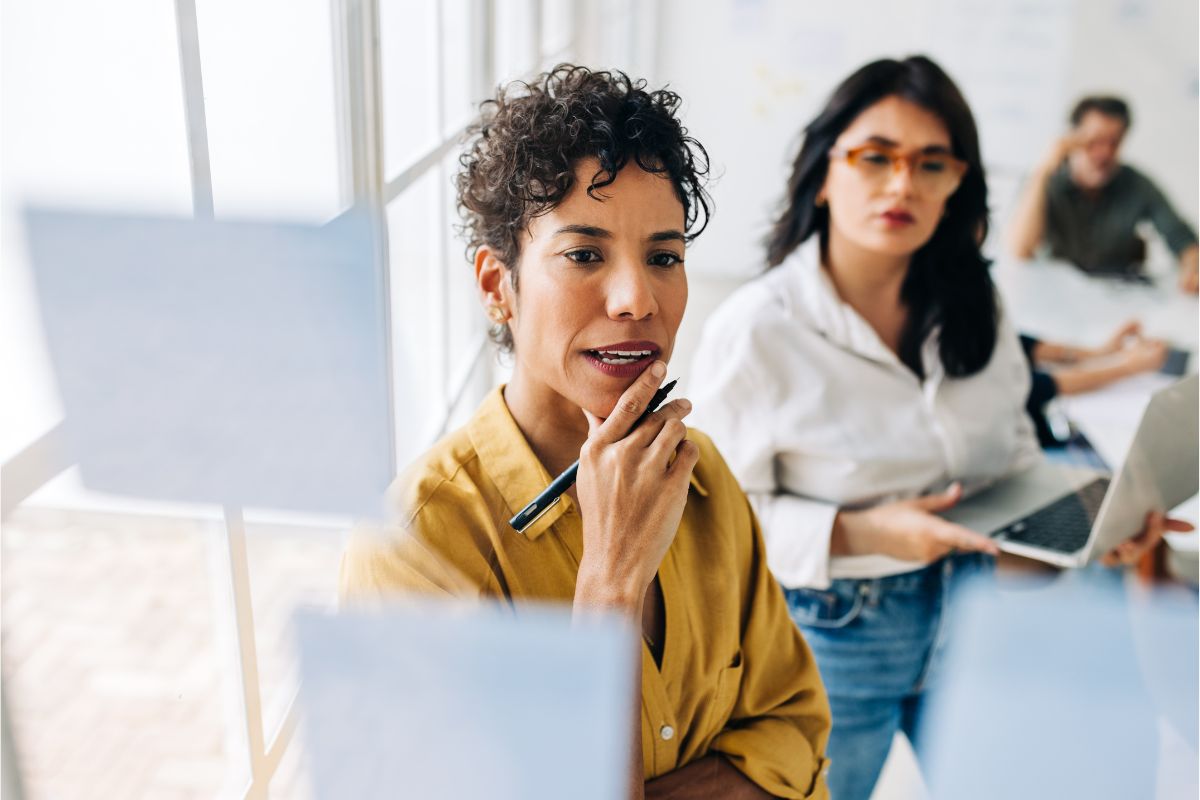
[652,0,1198,276]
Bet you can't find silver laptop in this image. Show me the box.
[942,374,1198,568]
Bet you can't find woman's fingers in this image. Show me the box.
[913,482,963,513]
[1102,510,1172,567]
[589,361,667,444]
[666,438,701,483]
[573,366,697,596]
[647,416,690,466]
[626,398,693,446]
[931,519,1001,557]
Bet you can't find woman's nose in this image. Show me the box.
[606,261,659,320]
[885,158,917,195]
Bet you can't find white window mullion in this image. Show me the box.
[337,0,385,207]
[381,135,459,206]
[337,0,397,478]
[1,689,25,800]
[434,0,452,410]
[437,334,490,438]
[238,667,301,799]
[259,694,301,785]
[330,0,358,208]
[174,3,272,797]
[220,507,268,799]
[477,0,496,96]
[530,0,543,72]
[0,423,71,521]
[173,0,214,219]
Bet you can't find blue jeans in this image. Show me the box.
[783,554,994,800]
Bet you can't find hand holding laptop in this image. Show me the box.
[831,482,1001,563]
[1099,510,1195,567]
[942,375,1199,569]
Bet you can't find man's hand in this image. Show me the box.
[1009,131,1082,260]
[1037,132,1081,176]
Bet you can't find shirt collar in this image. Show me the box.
[782,236,947,381]
[783,237,907,366]
[467,386,707,541]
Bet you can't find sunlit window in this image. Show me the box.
[0,2,631,797]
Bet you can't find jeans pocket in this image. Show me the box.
[784,582,866,629]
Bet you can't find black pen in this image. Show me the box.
[509,379,679,533]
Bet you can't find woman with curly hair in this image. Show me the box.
[340,65,831,799]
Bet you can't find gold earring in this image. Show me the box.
[815,195,827,207]
[487,304,508,324]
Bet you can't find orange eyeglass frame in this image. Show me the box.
[828,145,968,181]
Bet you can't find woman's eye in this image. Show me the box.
[860,151,892,167]
[919,159,948,174]
[649,252,683,268]
[565,249,601,264]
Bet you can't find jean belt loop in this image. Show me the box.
[858,578,873,604]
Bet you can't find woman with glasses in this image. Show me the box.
[689,56,1180,799]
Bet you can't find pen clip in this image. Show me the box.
[511,495,562,534]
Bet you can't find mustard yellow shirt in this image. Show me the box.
[340,387,830,798]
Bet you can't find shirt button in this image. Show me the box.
[660,725,675,741]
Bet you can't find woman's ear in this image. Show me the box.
[814,179,829,208]
[475,246,513,321]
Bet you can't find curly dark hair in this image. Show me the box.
[765,55,996,379]
[455,63,712,351]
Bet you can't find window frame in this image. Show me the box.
[0,0,668,794]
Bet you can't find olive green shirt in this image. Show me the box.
[341,387,831,798]
[1044,163,1197,273]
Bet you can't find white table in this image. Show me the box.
[993,258,1198,354]
[993,258,1199,578]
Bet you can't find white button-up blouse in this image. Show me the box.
[689,238,1042,589]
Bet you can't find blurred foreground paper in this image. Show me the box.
[295,603,635,800]
[921,576,1198,799]
[23,208,391,516]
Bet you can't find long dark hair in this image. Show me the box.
[765,55,996,378]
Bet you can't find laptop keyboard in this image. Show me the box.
[993,477,1111,554]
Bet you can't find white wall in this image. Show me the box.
[650,0,1199,277]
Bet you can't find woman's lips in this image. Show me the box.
[582,343,660,378]
[880,209,916,227]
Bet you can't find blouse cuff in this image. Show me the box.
[748,492,839,590]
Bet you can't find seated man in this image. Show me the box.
[1007,95,1199,292]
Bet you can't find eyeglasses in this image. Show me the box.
[828,145,968,196]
